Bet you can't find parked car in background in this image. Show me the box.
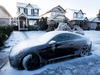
[9,31,92,70]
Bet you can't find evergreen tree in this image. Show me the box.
[38,17,48,30]
[97,9,100,18]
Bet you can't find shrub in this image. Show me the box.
[0,25,13,37]
[28,25,39,31]
[46,18,71,32]
[0,25,13,47]
[0,31,7,47]
[39,17,48,30]
[46,21,59,32]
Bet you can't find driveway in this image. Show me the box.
[0,31,100,75]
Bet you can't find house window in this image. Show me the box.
[73,13,76,18]
[78,13,82,18]
[29,20,37,25]
[20,8,24,13]
[51,12,56,16]
[28,8,31,15]
[34,9,38,14]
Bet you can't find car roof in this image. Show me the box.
[46,31,84,37]
[37,31,85,43]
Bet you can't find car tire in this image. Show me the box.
[80,45,89,57]
[22,54,39,70]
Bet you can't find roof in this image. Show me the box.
[67,8,79,12]
[38,31,84,43]
[16,2,40,9]
[88,17,94,21]
[89,17,100,23]
[16,12,41,19]
[27,16,41,19]
[40,5,66,17]
[73,17,88,21]
[16,12,27,18]
[0,5,12,17]
[66,8,85,14]
[49,5,66,12]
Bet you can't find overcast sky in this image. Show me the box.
[0,0,99,18]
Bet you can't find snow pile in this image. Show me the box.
[73,25,84,35]
[55,23,72,31]
[55,23,84,35]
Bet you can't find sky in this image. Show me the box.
[0,0,100,18]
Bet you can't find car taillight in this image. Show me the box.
[90,40,92,42]
[18,50,23,54]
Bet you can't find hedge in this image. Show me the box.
[0,25,13,47]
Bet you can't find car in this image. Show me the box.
[9,31,92,70]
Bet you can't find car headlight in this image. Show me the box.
[18,50,23,54]
[10,50,23,56]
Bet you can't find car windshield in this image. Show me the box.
[37,32,57,43]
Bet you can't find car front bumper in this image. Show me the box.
[9,55,22,70]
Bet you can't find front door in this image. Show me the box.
[20,21,23,28]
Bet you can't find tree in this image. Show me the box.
[38,17,48,30]
[97,9,100,18]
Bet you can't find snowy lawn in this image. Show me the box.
[0,31,100,75]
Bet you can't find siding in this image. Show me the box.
[0,8,9,18]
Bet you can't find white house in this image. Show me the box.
[66,8,89,30]
[0,5,12,25]
[16,2,41,31]
[40,5,67,23]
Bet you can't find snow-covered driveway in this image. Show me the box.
[0,31,100,75]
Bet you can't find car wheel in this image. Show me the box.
[80,45,89,57]
[22,54,39,70]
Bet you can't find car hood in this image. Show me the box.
[10,39,44,56]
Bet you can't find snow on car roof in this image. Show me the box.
[37,31,83,43]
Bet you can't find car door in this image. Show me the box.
[52,33,74,57]
[70,34,83,55]
[38,44,55,60]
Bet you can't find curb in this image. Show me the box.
[0,57,8,69]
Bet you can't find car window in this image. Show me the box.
[71,34,81,40]
[52,34,71,42]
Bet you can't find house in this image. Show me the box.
[0,5,12,25]
[66,9,89,30]
[88,17,100,30]
[40,5,67,23]
[16,2,41,31]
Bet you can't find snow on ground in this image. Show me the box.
[0,31,100,75]
[3,31,46,52]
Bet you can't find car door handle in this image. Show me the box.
[69,42,73,46]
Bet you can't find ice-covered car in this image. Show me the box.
[9,31,92,70]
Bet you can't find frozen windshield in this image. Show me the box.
[37,32,56,43]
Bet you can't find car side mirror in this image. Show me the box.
[49,40,56,45]
[49,40,56,51]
